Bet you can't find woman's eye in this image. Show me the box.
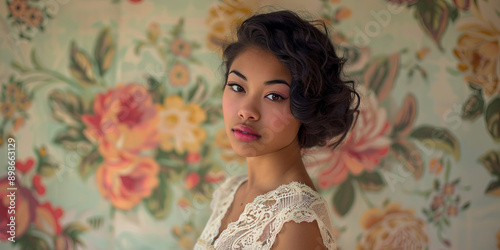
[228,83,244,92]
[266,93,285,101]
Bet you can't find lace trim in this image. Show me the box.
[197,174,337,250]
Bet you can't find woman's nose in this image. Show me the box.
[237,98,260,121]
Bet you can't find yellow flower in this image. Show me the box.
[171,37,192,57]
[16,92,31,110]
[147,22,160,42]
[24,7,43,27]
[205,0,260,51]
[39,146,47,157]
[454,3,500,97]
[158,95,206,154]
[6,83,19,97]
[1,102,15,118]
[357,203,429,250]
[215,128,245,163]
[8,0,27,19]
[417,47,430,60]
[169,63,190,86]
[179,235,194,249]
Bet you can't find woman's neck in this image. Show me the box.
[243,137,310,194]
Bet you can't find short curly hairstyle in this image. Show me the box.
[222,10,360,149]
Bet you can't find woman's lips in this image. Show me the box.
[232,125,261,142]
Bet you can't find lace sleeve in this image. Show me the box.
[270,198,337,250]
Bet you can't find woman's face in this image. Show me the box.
[222,47,302,157]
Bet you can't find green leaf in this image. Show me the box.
[79,149,102,180]
[478,150,500,176]
[485,181,500,196]
[69,41,97,85]
[146,76,165,103]
[49,90,85,128]
[170,18,185,37]
[356,171,385,191]
[94,27,115,76]
[461,91,484,121]
[392,94,417,136]
[410,125,460,161]
[332,180,355,217]
[16,233,50,250]
[391,138,424,179]
[415,0,450,51]
[53,127,89,151]
[134,41,146,55]
[64,221,90,239]
[30,49,44,70]
[485,97,500,141]
[460,201,471,210]
[144,175,172,219]
[434,179,440,191]
[363,53,399,102]
[186,76,208,103]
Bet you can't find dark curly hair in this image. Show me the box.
[222,10,360,149]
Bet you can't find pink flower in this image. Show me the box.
[0,177,37,240]
[186,152,201,164]
[81,84,160,160]
[185,172,200,189]
[96,157,160,210]
[16,158,35,173]
[306,85,391,188]
[34,202,64,235]
[32,174,46,196]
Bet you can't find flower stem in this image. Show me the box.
[356,181,375,208]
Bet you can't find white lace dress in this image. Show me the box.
[194,174,337,249]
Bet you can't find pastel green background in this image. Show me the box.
[1,0,499,249]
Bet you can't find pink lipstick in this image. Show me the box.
[232,125,261,142]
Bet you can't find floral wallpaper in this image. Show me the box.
[0,0,499,249]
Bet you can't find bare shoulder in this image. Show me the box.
[271,220,327,250]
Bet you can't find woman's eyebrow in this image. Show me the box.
[228,70,290,87]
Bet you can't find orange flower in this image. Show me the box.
[429,158,443,175]
[13,117,24,131]
[334,7,351,21]
[443,183,455,195]
[82,84,160,160]
[454,2,500,97]
[171,37,192,57]
[177,197,190,209]
[417,47,430,60]
[307,85,391,188]
[95,156,160,210]
[0,177,37,240]
[447,205,458,216]
[169,63,190,86]
[24,7,43,27]
[8,0,27,19]
[358,203,429,250]
[34,202,63,235]
[16,92,31,110]
[205,0,260,51]
[1,102,15,118]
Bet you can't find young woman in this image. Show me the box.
[195,10,359,250]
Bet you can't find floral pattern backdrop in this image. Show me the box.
[0,0,499,249]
